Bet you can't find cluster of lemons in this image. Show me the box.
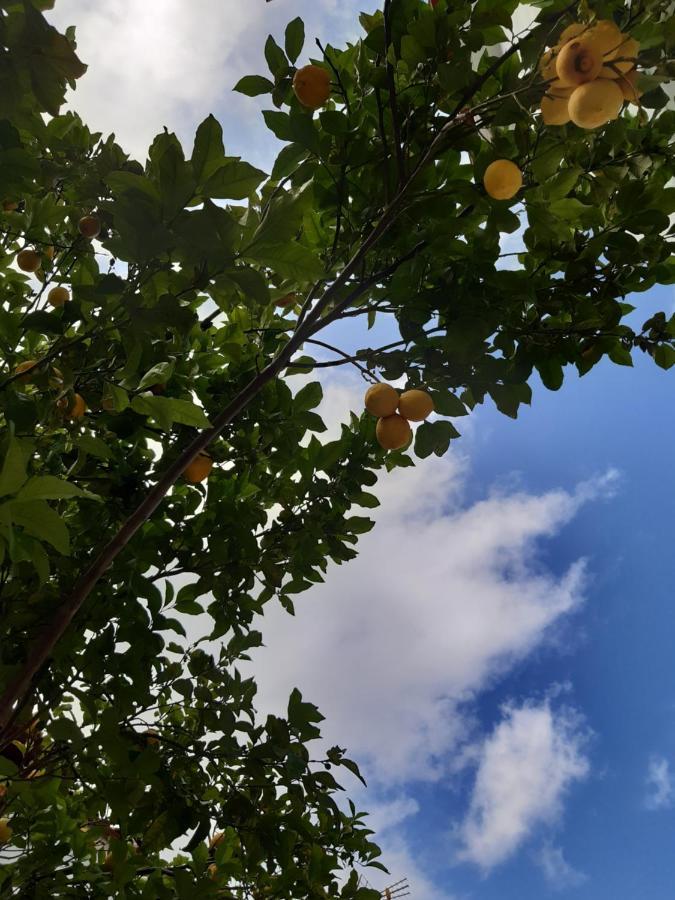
[540,20,641,128]
[364,383,435,450]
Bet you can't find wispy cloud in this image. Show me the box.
[457,701,590,870]
[645,755,674,811]
[536,841,588,891]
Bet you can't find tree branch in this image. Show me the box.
[383,0,405,185]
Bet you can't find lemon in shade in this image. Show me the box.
[78,215,101,239]
[541,92,572,125]
[209,831,224,849]
[0,819,12,844]
[539,48,558,81]
[276,292,297,308]
[364,383,399,417]
[483,160,523,200]
[14,360,38,382]
[16,248,41,272]
[57,393,87,418]
[47,286,69,307]
[601,34,639,77]
[618,69,641,103]
[376,414,412,451]
[568,79,624,128]
[398,389,434,422]
[183,452,213,483]
[292,65,331,109]
[2,200,18,212]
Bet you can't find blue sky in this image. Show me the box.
[49,2,675,897]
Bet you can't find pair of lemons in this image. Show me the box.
[365,383,435,450]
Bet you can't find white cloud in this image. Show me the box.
[536,841,587,891]
[645,755,674,811]
[457,701,590,870]
[244,374,604,785]
[48,0,379,164]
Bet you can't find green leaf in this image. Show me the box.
[264,35,288,78]
[284,18,305,64]
[9,500,70,554]
[294,381,322,411]
[0,437,29,498]
[191,114,225,185]
[431,390,467,417]
[203,158,266,200]
[17,475,98,502]
[138,361,175,391]
[543,167,582,200]
[414,420,459,458]
[608,343,633,367]
[535,357,564,391]
[244,240,322,281]
[654,345,675,370]
[233,74,275,97]
[76,434,112,460]
[131,394,210,431]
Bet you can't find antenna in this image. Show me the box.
[382,877,410,899]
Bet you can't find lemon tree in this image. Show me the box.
[0,0,672,896]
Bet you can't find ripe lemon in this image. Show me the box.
[585,19,623,58]
[16,248,41,272]
[541,91,572,125]
[0,819,12,844]
[364,383,399,418]
[483,160,523,200]
[376,414,412,450]
[398,389,434,422]
[558,23,587,46]
[568,79,623,128]
[48,286,69,307]
[292,65,331,110]
[78,215,101,239]
[555,38,603,86]
[184,452,213,483]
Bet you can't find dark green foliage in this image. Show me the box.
[0,0,672,895]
